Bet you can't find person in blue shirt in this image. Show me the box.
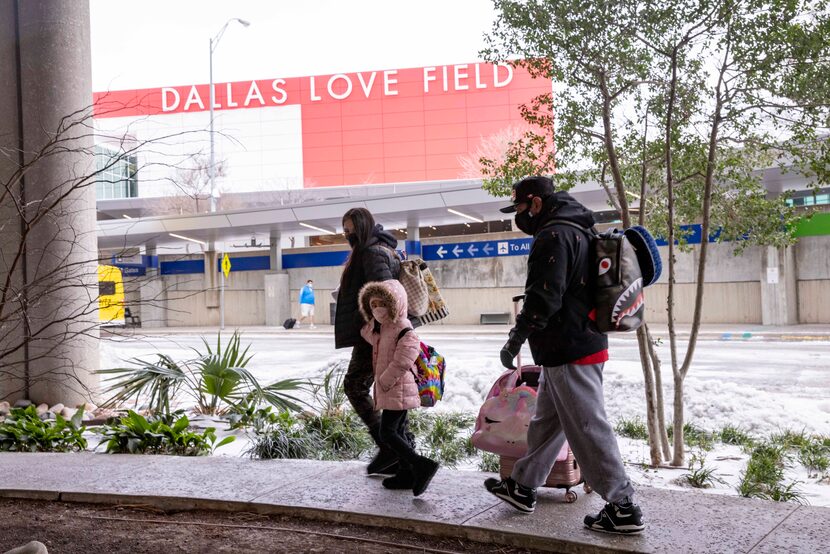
[298,279,316,329]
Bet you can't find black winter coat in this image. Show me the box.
[334,225,400,349]
[512,192,608,366]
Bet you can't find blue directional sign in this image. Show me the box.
[422,237,532,261]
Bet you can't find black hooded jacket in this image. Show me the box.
[512,191,608,366]
[334,225,401,349]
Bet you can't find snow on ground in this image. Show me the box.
[100,329,830,506]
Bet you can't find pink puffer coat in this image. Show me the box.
[358,280,421,411]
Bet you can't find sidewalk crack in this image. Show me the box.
[746,505,800,553]
[459,502,502,525]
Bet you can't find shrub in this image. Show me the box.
[0,406,87,452]
[300,410,372,461]
[409,411,475,468]
[683,423,715,451]
[615,417,649,440]
[683,452,725,489]
[770,428,812,450]
[737,442,805,503]
[478,451,501,473]
[797,438,830,478]
[98,331,308,416]
[100,410,234,455]
[718,425,756,448]
[245,410,325,460]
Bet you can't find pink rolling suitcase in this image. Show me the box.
[471,295,591,502]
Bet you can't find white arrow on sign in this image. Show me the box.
[452,245,463,257]
[468,245,479,256]
[482,243,493,255]
[436,246,447,258]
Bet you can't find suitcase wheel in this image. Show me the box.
[565,490,578,503]
[583,483,593,494]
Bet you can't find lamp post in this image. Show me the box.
[209,17,250,214]
[208,18,249,330]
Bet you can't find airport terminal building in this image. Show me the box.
[92,62,830,328]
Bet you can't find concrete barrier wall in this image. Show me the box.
[136,232,828,326]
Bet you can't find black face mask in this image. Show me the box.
[514,209,541,235]
[346,233,358,248]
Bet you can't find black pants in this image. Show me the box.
[379,409,419,467]
[344,340,415,449]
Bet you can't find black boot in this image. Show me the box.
[382,465,415,490]
[367,447,399,475]
[411,455,439,497]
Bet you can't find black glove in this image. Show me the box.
[499,336,522,369]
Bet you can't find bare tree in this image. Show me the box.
[0,101,218,404]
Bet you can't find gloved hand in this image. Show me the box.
[499,336,522,369]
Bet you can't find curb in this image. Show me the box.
[0,489,631,554]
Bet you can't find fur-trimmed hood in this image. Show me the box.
[358,280,408,323]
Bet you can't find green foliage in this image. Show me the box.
[718,425,757,448]
[770,428,812,450]
[310,361,350,416]
[478,451,501,473]
[245,410,325,460]
[0,406,87,452]
[797,439,830,479]
[615,417,650,441]
[683,423,715,451]
[300,410,372,461]
[737,442,805,503]
[100,410,234,456]
[409,411,476,468]
[98,331,308,416]
[683,452,725,489]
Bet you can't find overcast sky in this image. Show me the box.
[90,0,499,92]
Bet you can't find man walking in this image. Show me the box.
[298,279,316,329]
[484,176,644,535]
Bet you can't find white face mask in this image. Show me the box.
[371,306,390,322]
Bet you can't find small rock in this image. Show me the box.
[4,540,49,554]
[77,402,97,412]
[81,412,93,422]
[39,411,55,421]
[49,403,64,414]
[0,401,10,415]
[13,399,32,408]
[60,407,77,419]
[36,403,49,416]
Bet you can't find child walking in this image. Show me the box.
[358,280,439,496]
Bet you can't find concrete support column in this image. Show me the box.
[0,1,98,405]
[270,231,283,271]
[264,272,291,327]
[138,246,165,328]
[405,224,422,258]
[760,245,799,325]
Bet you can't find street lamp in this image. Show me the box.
[209,17,250,213]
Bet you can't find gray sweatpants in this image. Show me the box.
[511,363,634,504]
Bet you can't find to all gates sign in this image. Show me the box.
[422,238,531,261]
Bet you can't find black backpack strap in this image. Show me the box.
[396,327,413,342]
[541,218,599,236]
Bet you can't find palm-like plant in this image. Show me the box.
[99,331,308,416]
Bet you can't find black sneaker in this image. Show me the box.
[484,477,537,513]
[367,448,398,475]
[584,500,645,534]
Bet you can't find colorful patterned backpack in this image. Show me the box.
[396,328,445,407]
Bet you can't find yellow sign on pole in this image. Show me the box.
[222,253,231,279]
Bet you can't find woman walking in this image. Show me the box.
[334,207,406,476]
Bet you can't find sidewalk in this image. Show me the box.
[1,453,828,553]
[104,323,830,342]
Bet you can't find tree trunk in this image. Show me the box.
[671,371,685,466]
[636,326,663,465]
[647,325,672,460]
